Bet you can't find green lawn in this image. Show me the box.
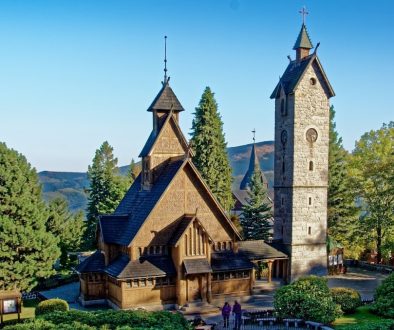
[2,299,39,323]
[333,306,390,329]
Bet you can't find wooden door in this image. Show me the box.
[187,275,201,301]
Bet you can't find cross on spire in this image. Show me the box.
[164,36,168,83]
[252,129,256,143]
[299,6,309,24]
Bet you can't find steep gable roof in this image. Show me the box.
[75,250,105,274]
[99,158,185,245]
[139,112,189,158]
[270,54,335,99]
[147,82,184,112]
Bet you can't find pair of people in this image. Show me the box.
[222,300,242,329]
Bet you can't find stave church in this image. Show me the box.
[77,18,334,309]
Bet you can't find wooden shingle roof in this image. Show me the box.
[105,254,176,279]
[147,82,184,112]
[184,258,212,274]
[75,251,105,273]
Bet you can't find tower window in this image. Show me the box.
[281,226,284,235]
[309,161,314,171]
[280,99,287,116]
[281,196,285,206]
[308,197,312,205]
[282,161,285,174]
[308,227,312,235]
[310,78,316,85]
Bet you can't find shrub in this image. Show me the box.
[274,275,342,324]
[371,273,394,318]
[331,287,362,314]
[3,319,95,330]
[35,299,69,316]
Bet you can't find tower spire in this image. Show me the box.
[293,7,313,61]
[164,36,168,83]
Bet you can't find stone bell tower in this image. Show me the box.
[270,16,335,281]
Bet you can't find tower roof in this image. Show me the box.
[293,24,313,50]
[240,143,268,190]
[147,81,185,112]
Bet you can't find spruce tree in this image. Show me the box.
[327,106,359,256]
[0,142,60,291]
[240,170,272,240]
[86,141,127,248]
[46,197,85,267]
[190,87,234,211]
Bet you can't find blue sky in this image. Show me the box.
[0,0,393,172]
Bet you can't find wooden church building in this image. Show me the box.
[76,73,288,309]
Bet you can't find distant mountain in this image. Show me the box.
[38,140,275,213]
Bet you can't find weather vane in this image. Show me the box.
[252,129,256,143]
[164,36,168,83]
[299,6,309,24]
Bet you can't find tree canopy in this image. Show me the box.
[46,197,85,267]
[327,106,359,256]
[85,141,129,248]
[241,169,272,240]
[190,87,234,212]
[349,122,394,263]
[0,142,60,291]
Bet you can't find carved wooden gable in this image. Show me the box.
[132,159,240,247]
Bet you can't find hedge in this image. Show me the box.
[331,287,361,314]
[274,275,342,324]
[35,299,69,316]
[4,310,192,330]
[371,273,394,318]
[337,319,394,330]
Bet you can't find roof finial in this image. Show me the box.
[164,36,168,83]
[252,128,256,143]
[299,6,309,25]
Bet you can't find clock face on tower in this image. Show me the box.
[306,128,318,143]
[281,130,288,145]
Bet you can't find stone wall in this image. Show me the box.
[274,58,330,281]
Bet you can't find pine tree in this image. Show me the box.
[0,142,60,291]
[240,170,272,240]
[46,197,86,267]
[327,106,360,256]
[85,141,127,248]
[190,87,234,211]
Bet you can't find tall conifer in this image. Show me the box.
[190,87,234,211]
[327,106,359,255]
[0,142,60,290]
[85,141,127,248]
[241,170,272,240]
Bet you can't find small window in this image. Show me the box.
[149,246,154,255]
[126,281,131,288]
[132,280,139,287]
[281,226,284,235]
[308,227,312,235]
[309,161,314,171]
[138,247,142,257]
[140,279,146,287]
[309,197,312,206]
[280,99,287,116]
[281,196,285,206]
[310,77,316,85]
[282,161,285,174]
[223,242,227,250]
[217,242,221,251]
[147,278,153,286]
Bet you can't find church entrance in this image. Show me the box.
[186,275,202,301]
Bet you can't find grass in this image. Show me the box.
[2,299,39,323]
[333,306,388,329]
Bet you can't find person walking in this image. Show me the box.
[232,300,242,330]
[222,302,231,328]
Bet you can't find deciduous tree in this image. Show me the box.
[350,122,394,263]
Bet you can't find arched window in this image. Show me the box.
[308,227,312,235]
[309,161,314,171]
